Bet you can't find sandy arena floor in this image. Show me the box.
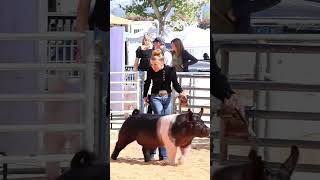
[110,131,210,180]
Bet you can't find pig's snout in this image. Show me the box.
[202,127,210,137]
[194,123,210,138]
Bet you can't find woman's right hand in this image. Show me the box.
[133,65,138,72]
[179,91,188,98]
[143,96,149,106]
[133,64,138,80]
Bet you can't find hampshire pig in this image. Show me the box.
[111,108,209,165]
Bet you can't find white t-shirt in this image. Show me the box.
[89,0,96,15]
[164,51,172,66]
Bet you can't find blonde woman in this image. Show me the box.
[134,33,153,110]
[143,49,187,160]
[134,33,153,72]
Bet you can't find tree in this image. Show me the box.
[169,0,207,31]
[119,0,208,35]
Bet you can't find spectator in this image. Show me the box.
[153,37,172,66]
[203,53,210,60]
[133,33,153,111]
[170,38,198,72]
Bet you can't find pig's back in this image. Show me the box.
[119,114,163,148]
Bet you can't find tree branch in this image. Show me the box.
[150,0,161,19]
[162,0,174,18]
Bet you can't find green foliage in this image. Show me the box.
[119,0,209,34]
[170,0,207,31]
[120,1,153,18]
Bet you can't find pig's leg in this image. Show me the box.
[165,142,177,165]
[247,119,256,137]
[142,147,153,162]
[178,145,191,165]
[111,133,135,160]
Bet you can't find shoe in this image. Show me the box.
[150,154,155,161]
[159,157,168,161]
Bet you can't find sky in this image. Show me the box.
[110,0,132,16]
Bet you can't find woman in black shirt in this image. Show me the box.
[134,33,153,72]
[143,49,187,160]
[134,33,153,110]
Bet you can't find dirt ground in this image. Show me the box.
[110,131,210,180]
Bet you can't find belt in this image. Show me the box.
[152,90,170,97]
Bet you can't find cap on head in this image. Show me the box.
[153,37,165,44]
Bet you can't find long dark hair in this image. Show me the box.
[171,38,185,57]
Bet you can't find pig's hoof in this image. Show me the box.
[178,158,185,165]
[168,160,177,166]
[159,160,170,166]
[111,154,117,160]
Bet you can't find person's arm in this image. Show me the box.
[170,67,183,93]
[143,69,152,97]
[76,0,92,32]
[211,72,235,102]
[212,50,234,101]
[134,58,139,71]
[212,41,223,76]
[75,0,92,62]
[182,50,198,67]
[134,47,141,71]
[212,0,234,26]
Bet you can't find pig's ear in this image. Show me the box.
[199,108,204,117]
[248,148,258,161]
[188,109,193,121]
[280,145,299,176]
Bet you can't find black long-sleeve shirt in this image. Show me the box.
[143,65,183,97]
[181,50,198,72]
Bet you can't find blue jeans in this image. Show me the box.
[150,94,172,115]
[150,94,173,160]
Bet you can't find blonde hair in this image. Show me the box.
[171,38,184,57]
[142,33,152,48]
[151,49,164,61]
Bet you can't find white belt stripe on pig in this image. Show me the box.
[156,114,178,148]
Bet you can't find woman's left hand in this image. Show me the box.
[179,91,188,107]
[224,93,245,118]
[179,91,188,98]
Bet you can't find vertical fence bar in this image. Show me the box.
[179,76,183,113]
[264,52,272,161]
[84,31,95,152]
[136,71,141,112]
[220,50,230,76]
[219,50,230,162]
